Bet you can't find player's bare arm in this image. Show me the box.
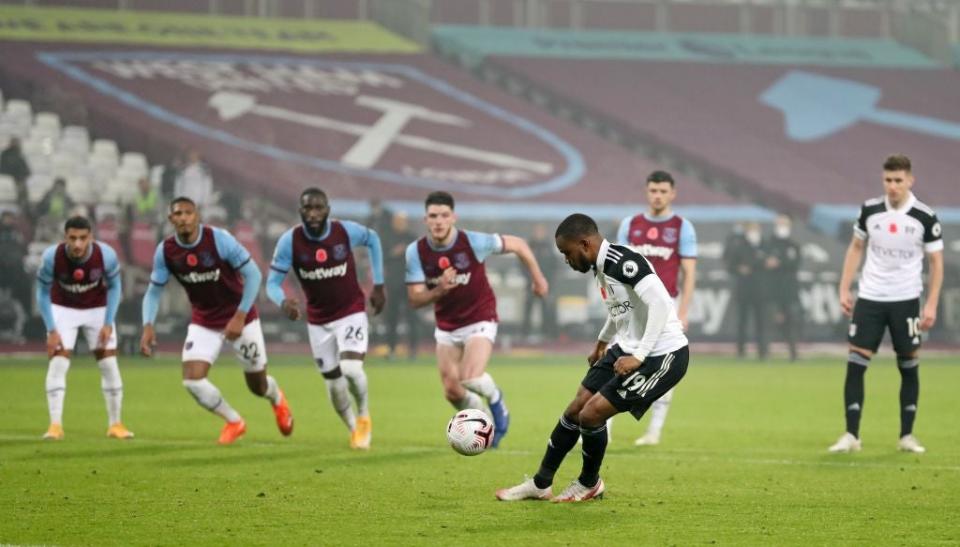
[281,298,301,321]
[97,325,113,349]
[838,235,865,317]
[678,257,696,329]
[921,250,943,330]
[587,340,607,367]
[501,234,549,297]
[46,330,62,358]
[139,324,155,357]
[369,284,386,315]
[223,310,246,341]
[406,268,457,308]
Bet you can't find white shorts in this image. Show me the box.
[51,304,117,351]
[434,320,498,347]
[182,319,268,372]
[307,312,369,374]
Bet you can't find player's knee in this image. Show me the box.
[896,355,919,370]
[244,373,268,395]
[321,366,343,380]
[848,350,871,368]
[577,406,604,429]
[443,382,465,403]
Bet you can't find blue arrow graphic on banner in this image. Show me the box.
[760,70,960,141]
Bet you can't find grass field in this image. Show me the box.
[1,352,958,545]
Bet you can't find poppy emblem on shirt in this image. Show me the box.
[888,223,898,234]
[600,286,607,300]
[438,256,451,269]
[72,268,84,281]
[315,248,328,263]
[646,227,659,240]
[186,254,198,267]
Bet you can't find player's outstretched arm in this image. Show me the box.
[141,243,169,356]
[267,229,300,320]
[501,235,549,297]
[838,236,865,317]
[921,250,943,330]
[344,221,387,314]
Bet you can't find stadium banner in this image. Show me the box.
[432,25,940,68]
[0,5,419,53]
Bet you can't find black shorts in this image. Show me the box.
[582,345,689,420]
[848,298,921,355]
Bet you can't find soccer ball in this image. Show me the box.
[446,409,495,456]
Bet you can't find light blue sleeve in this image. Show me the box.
[679,218,698,258]
[213,227,253,270]
[617,217,631,245]
[465,230,504,263]
[149,243,169,286]
[266,230,292,308]
[343,220,384,285]
[236,259,262,314]
[143,243,167,325]
[100,244,122,325]
[142,283,162,326]
[36,246,56,332]
[404,242,425,284]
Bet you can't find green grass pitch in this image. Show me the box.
[1,353,958,545]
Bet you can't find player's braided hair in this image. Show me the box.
[555,213,599,240]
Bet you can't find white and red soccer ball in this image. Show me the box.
[446,409,495,456]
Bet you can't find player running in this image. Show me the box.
[266,188,385,450]
[617,170,697,447]
[140,197,293,445]
[36,216,132,440]
[829,154,943,454]
[497,213,689,502]
[405,191,548,448]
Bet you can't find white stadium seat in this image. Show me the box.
[26,174,54,204]
[4,99,31,120]
[91,139,119,160]
[34,112,61,133]
[65,176,93,204]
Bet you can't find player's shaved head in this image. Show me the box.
[169,196,196,213]
[300,187,328,203]
[555,213,599,240]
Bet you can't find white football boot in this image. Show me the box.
[634,432,661,446]
[495,478,552,501]
[897,435,926,454]
[552,478,605,502]
[827,432,862,453]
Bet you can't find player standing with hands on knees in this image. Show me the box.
[141,197,294,445]
[496,213,688,502]
[829,155,943,454]
[405,191,548,448]
[266,188,385,450]
[36,216,132,440]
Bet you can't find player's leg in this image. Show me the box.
[458,323,509,445]
[309,323,357,440]
[336,313,372,449]
[890,299,924,453]
[435,330,483,410]
[829,299,882,452]
[495,385,596,501]
[496,348,619,501]
[234,320,293,437]
[43,305,79,439]
[82,310,132,439]
[550,392,618,502]
[181,324,245,444]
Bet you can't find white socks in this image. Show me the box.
[98,356,123,425]
[45,356,70,425]
[262,375,281,406]
[324,376,357,431]
[454,391,485,411]
[183,378,241,423]
[340,359,369,417]
[645,388,674,436]
[462,372,501,405]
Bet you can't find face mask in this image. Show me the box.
[745,230,761,245]
[775,225,791,239]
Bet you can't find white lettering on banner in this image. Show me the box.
[177,269,221,284]
[298,263,348,280]
[799,282,844,324]
[427,272,471,287]
[57,279,100,294]
[401,166,532,185]
[632,244,674,261]
[688,288,730,335]
[92,60,403,95]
